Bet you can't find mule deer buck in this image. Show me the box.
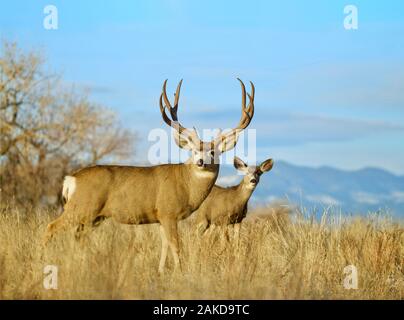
[43,79,255,273]
[196,156,273,237]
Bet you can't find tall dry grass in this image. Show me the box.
[0,205,403,299]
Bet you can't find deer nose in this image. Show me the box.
[250,179,257,184]
[197,159,204,167]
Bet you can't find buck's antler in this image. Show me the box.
[215,78,255,146]
[159,79,186,133]
[159,79,201,147]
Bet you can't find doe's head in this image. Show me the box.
[233,156,274,189]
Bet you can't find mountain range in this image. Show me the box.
[217,161,404,218]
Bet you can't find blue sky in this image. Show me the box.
[1,0,404,173]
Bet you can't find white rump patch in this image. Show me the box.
[62,176,76,203]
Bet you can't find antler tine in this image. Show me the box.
[240,92,254,128]
[235,79,255,129]
[159,79,186,132]
[161,80,171,109]
[159,93,175,127]
[173,79,183,115]
[247,81,255,117]
[237,78,246,111]
[238,81,255,129]
[215,79,255,143]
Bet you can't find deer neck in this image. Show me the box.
[181,162,219,209]
[187,163,219,184]
[236,181,255,202]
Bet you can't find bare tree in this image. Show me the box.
[0,41,136,208]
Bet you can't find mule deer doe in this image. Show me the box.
[196,156,273,236]
[43,79,255,273]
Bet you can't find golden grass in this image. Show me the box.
[0,205,403,299]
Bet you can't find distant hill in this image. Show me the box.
[217,161,404,217]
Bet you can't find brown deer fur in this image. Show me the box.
[196,157,274,234]
[43,79,255,273]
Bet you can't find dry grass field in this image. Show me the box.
[0,205,403,300]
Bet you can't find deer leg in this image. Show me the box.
[204,223,216,237]
[234,223,241,237]
[71,216,108,250]
[44,203,105,246]
[92,215,107,228]
[234,223,241,247]
[75,215,108,240]
[73,223,89,249]
[43,214,73,246]
[224,224,232,242]
[160,219,182,272]
[158,225,169,273]
[197,218,209,236]
[75,223,85,239]
[74,222,94,243]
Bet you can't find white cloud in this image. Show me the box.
[190,110,404,147]
[390,191,404,203]
[265,195,278,202]
[306,194,340,206]
[216,175,241,187]
[261,61,404,111]
[352,192,380,205]
[352,191,404,205]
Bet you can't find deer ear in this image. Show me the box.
[259,158,274,173]
[233,156,248,172]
